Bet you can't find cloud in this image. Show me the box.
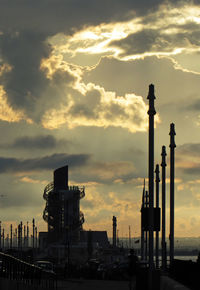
[0,1,176,34]
[0,153,91,174]
[0,135,72,150]
[177,143,200,158]
[42,80,152,132]
[70,160,141,185]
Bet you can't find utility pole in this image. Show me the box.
[147,84,156,290]
[169,123,176,267]
[155,164,160,269]
[161,146,167,269]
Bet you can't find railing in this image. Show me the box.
[43,182,54,200]
[0,252,57,289]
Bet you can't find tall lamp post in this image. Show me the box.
[169,123,176,267]
[147,84,156,289]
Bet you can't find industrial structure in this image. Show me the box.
[43,165,85,245]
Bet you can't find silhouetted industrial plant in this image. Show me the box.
[1,85,200,290]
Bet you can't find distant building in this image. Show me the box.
[80,230,110,248]
[43,165,85,245]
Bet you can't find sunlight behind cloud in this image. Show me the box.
[48,2,200,70]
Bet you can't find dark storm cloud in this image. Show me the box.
[0,31,76,121]
[0,135,71,150]
[0,153,91,174]
[0,31,51,111]
[0,0,177,34]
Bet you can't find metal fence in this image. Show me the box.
[0,252,57,289]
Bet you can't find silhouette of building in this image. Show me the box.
[43,165,85,245]
[80,230,110,248]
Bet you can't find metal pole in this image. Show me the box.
[32,218,35,249]
[155,164,160,269]
[169,123,176,267]
[2,228,4,249]
[161,146,167,269]
[10,224,13,249]
[112,216,117,247]
[24,225,26,248]
[20,221,23,251]
[145,190,148,261]
[27,222,29,247]
[0,221,1,249]
[35,226,37,249]
[147,84,156,289]
[141,179,145,260]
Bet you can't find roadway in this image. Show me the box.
[57,279,129,290]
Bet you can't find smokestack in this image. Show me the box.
[161,146,167,269]
[169,123,176,266]
[155,164,160,269]
[112,216,117,247]
[147,84,156,283]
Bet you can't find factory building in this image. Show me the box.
[43,165,85,245]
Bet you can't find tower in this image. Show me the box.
[43,165,85,244]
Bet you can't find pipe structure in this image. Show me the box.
[169,123,176,266]
[141,179,145,260]
[147,84,156,288]
[161,146,167,269]
[155,164,160,269]
[112,216,117,247]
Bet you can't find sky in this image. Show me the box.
[0,0,200,238]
